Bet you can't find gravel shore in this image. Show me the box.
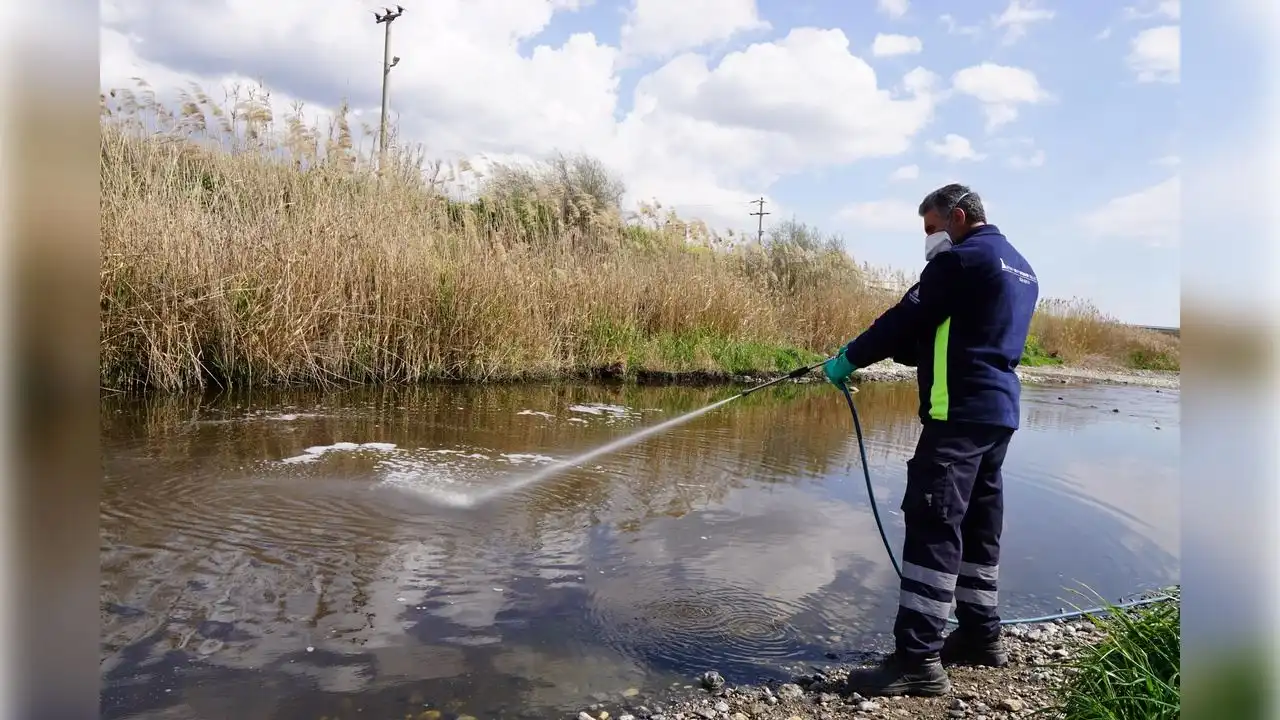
[848,360,1179,390]
[572,620,1108,720]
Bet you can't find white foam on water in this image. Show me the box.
[280,441,399,464]
[568,403,635,417]
[517,410,556,419]
[371,446,562,508]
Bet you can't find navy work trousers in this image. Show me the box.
[893,419,1013,660]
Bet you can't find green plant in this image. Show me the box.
[1052,588,1181,720]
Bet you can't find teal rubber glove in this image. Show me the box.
[824,350,857,387]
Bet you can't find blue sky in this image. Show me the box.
[100,0,1182,326]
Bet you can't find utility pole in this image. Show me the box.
[373,5,404,176]
[749,196,770,242]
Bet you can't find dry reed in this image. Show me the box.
[99,78,1177,394]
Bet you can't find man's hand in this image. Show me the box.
[824,350,857,388]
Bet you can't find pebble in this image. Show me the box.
[619,716,635,720]
[855,701,879,712]
[579,713,594,720]
[701,672,726,691]
[776,684,804,701]
[713,701,730,713]
[998,698,1025,712]
[951,699,968,710]
[695,708,716,720]
[624,688,641,698]
[948,711,966,718]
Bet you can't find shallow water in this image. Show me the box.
[100,380,1179,719]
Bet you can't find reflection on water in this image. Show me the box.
[100,380,1179,719]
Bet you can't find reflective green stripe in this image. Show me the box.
[929,317,951,420]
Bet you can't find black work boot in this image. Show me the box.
[940,628,1009,668]
[843,650,951,697]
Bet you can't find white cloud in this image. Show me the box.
[1008,148,1046,169]
[1127,25,1180,83]
[1155,154,1180,168]
[836,199,921,234]
[1080,175,1180,247]
[98,1,941,235]
[889,164,919,181]
[940,13,981,36]
[620,0,770,61]
[877,0,909,20]
[992,0,1055,44]
[951,62,1051,131]
[1123,0,1180,21]
[926,133,984,162]
[871,33,923,57]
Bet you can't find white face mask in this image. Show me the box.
[925,231,952,261]
[924,191,969,261]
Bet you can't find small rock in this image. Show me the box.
[893,710,910,718]
[856,701,880,712]
[713,702,730,713]
[600,712,611,720]
[730,715,747,720]
[700,672,726,691]
[624,688,641,698]
[997,698,1025,712]
[619,716,635,720]
[696,708,717,720]
[948,711,966,719]
[776,684,804,702]
[818,693,839,705]
[765,695,778,706]
[579,713,594,720]
[951,698,968,710]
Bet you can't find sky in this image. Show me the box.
[100,0,1182,327]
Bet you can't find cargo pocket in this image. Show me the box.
[900,457,955,524]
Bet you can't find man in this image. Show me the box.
[824,184,1039,697]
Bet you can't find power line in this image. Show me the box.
[373,5,405,176]
[749,196,770,242]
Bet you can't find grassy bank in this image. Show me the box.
[1052,590,1181,720]
[100,79,1179,394]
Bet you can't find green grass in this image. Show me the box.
[621,331,823,378]
[1125,348,1179,372]
[1052,588,1181,720]
[1021,334,1064,367]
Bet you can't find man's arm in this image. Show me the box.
[843,252,962,369]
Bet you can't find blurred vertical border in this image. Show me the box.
[0,1,102,719]
[1181,1,1280,720]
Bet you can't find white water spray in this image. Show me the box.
[449,395,739,506]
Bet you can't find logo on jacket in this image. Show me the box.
[1000,258,1037,285]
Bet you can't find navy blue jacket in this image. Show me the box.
[844,225,1039,429]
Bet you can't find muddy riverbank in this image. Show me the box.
[653,359,1180,393]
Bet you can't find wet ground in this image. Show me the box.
[99,380,1179,719]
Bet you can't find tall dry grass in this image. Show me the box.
[99,78,1176,394]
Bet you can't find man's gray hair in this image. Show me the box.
[918,183,987,224]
